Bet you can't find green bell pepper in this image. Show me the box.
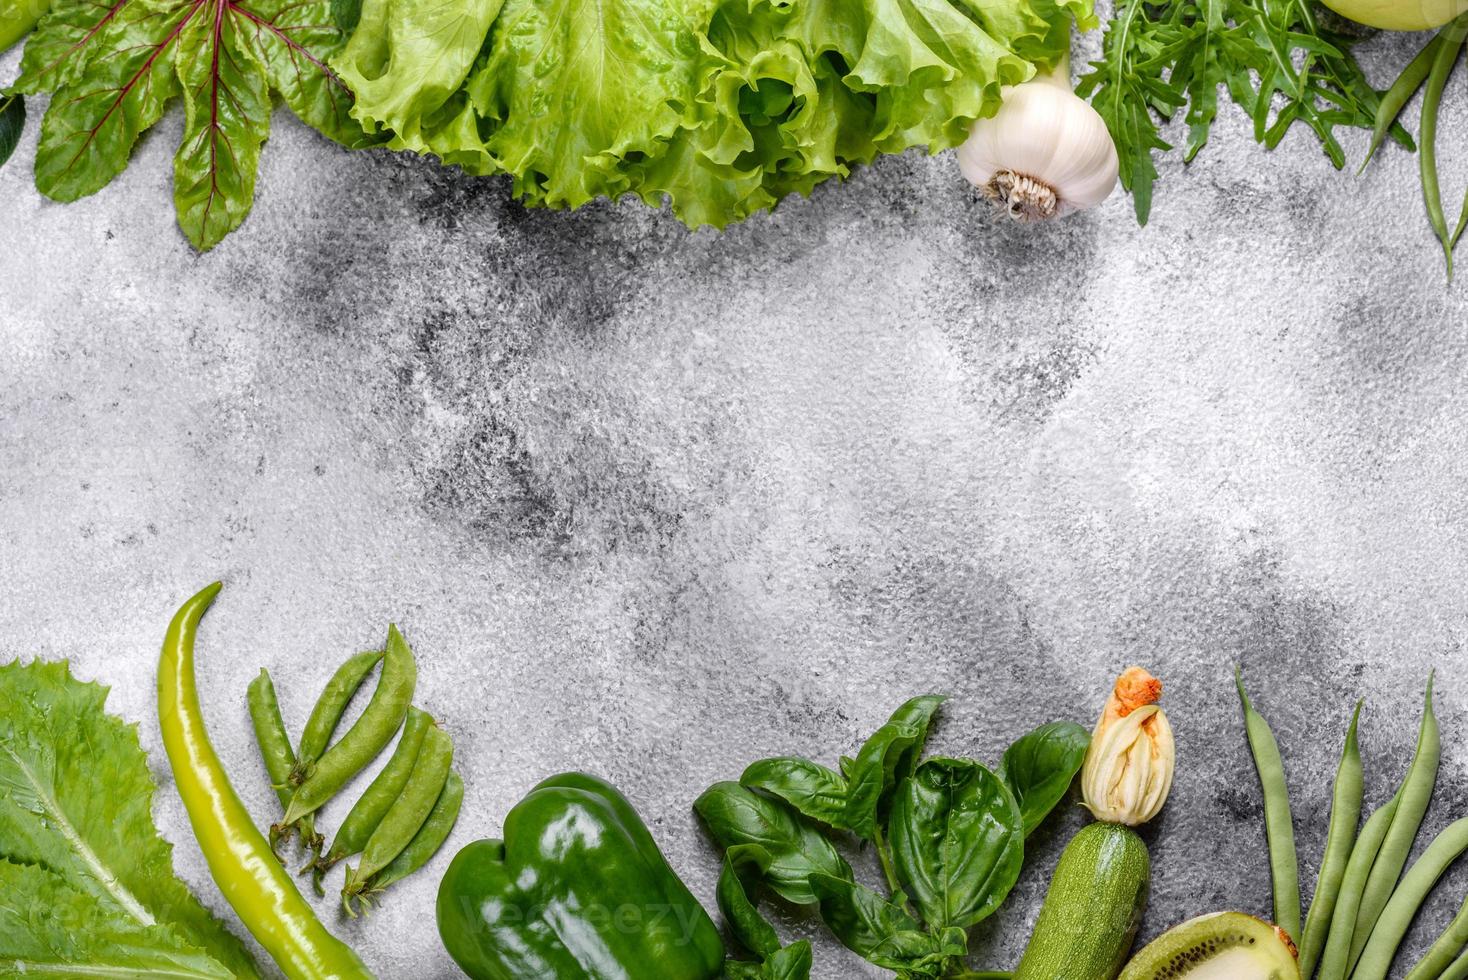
[437,772,725,980]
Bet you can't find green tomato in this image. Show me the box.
[1320,0,1468,30]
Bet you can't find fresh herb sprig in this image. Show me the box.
[697,697,1090,979]
[1078,0,1409,223]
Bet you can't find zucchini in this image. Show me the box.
[1014,821,1151,980]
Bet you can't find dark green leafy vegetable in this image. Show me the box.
[700,699,1087,978]
[741,757,852,829]
[809,873,966,974]
[1078,0,1405,223]
[890,758,1025,931]
[998,720,1090,837]
[0,93,21,169]
[12,0,376,248]
[844,695,947,841]
[694,782,854,905]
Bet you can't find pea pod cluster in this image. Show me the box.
[246,621,464,914]
[1236,670,1468,980]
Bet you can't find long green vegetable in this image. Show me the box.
[1420,23,1468,276]
[1348,678,1439,973]
[1237,671,1300,945]
[159,583,374,980]
[1298,702,1364,979]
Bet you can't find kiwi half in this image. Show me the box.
[1119,911,1300,980]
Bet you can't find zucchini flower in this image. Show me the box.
[1080,666,1175,826]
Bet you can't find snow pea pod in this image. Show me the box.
[159,583,374,980]
[315,706,433,881]
[284,626,416,826]
[342,724,453,914]
[292,648,384,786]
[370,770,463,892]
[247,669,318,854]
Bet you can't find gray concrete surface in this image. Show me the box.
[3,18,1468,980]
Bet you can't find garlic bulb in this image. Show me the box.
[957,63,1119,221]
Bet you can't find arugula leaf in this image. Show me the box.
[889,758,1025,931]
[0,93,21,169]
[998,720,1090,836]
[694,781,853,905]
[14,0,369,248]
[0,659,260,978]
[843,694,946,842]
[1078,0,1400,223]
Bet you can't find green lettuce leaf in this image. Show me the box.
[0,659,260,979]
[0,860,237,979]
[336,0,1090,228]
[14,0,370,248]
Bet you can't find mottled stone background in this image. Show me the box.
[4,20,1468,979]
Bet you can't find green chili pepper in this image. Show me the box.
[247,669,320,856]
[159,583,374,980]
[292,648,385,786]
[313,706,433,888]
[284,625,416,826]
[437,772,724,980]
[371,770,464,892]
[343,724,453,915]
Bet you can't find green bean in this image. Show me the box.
[1421,21,1468,278]
[1354,816,1468,980]
[284,627,417,826]
[1298,701,1364,979]
[1405,889,1468,980]
[1361,33,1443,172]
[1443,950,1468,980]
[1237,669,1300,944]
[314,706,433,882]
[368,769,463,892]
[247,669,320,856]
[291,648,384,786]
[1318,796,1400,980]
[341,724,453,915]
[1349,677,1440,973]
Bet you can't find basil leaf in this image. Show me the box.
[843,695,945,841]
[808,873,957,974]
[741,757,850,829]
[717,844,781,959]
[0,94,22,170]
[997,721,1090,836]
[695,782,852,905]
[723,942,813,980]
[889,757,1025,930]
[761,941,813,980]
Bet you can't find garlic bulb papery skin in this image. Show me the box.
[957,67,1120,221]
